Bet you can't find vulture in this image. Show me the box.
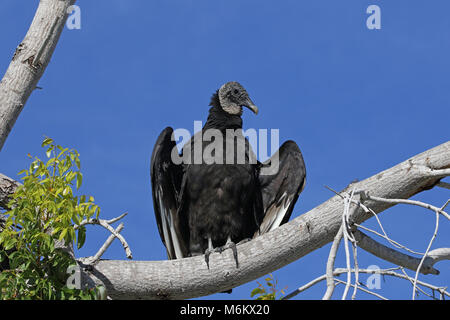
[150,81,306,268]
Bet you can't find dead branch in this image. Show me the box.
[76,141,449,299]
[0,0,76,151]
[284,267,450,300]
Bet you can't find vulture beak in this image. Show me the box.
[243,97,259,115]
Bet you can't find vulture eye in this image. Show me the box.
[234,89,239,94]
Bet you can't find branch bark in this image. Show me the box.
[0,0,76,151]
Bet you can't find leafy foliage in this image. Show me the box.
[0,138,100,299]
[251,273,287,300]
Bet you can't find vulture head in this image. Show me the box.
[215,81,259,116]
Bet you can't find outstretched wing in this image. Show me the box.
[255,140,306,237]
[150,127,189,259]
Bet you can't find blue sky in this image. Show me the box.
[0,1,449,300]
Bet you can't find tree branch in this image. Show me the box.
[75,215,132,260]
[284,267,450,300]
[0,0,76,151]
[353,230,442,275]
[1,141,449,299]
[363,193,450,220]
[80,223,125,265]
[78,141,449,299]
[323,225,343,300]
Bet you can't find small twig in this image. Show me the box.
[323,186,449,300]
[322,226,343,300]
[354,223,424,256]
[365,194,450,221]
[341,190,354,300]
[351,240,359,300]
[75,214,132,260]
[334,279,387,300]
[399,268,435,299]
[105,212,128,224]
[82,223,125,265]
[412,206,440,300]
[323,188,361,300]
[326,186,412,254]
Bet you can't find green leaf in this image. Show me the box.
[41,137,54,147]
[4,238,17,251]
[59,228,68,241]
[62,186,71,196]
[77,226,86,249]
[69,228,76,242]
[76,173,83,189]
[250,288,263,297]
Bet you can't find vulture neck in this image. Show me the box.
[203,92,243,131]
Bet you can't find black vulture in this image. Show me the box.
[150,81,306,268]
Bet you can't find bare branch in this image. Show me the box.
[355,223,424,256]
[0,0,76,151]
[284,268,450,300]
[341,189,357,300]
[412,206,440,299]
[80,223,125,265]
[350,239,359,300]
[334,279,387,300]
[364,194,450,221]
[322,226,343,300]
[353,230,441,275]
[105,213,128,224]
[75,216,132,260]
[427,248,450,263]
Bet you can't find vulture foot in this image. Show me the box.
[204,237,241,269]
